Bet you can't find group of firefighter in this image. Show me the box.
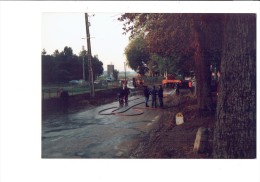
[143,85,164,108]
[59,81,167,113]
[118,84,164,108]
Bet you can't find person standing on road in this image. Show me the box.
[158,85,164,108]
[176,82,180,95]
[118,87,124,105]
[60,88,69,113]
[143,86,150,107]
[133,77,137,88]
[150,85,158,108]
[122,84,130,104]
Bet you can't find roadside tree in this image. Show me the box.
[42,47,104,84]
[213,14,256,158]
[92,55,104,80]
[119,13,222,111]
[124,35,150,76]
[113,69,119,81]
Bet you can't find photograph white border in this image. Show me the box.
[0,1,259,182]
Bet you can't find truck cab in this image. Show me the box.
[162,74,181,88]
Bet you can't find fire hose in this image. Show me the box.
[98,96,180,116]
[98,98,145,116]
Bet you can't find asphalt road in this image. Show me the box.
[42,92,175,158]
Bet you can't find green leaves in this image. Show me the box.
[42,47,104,84]
[119,13,223,78]
[124,36,150,76]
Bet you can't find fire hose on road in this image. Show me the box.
[98,98,145,116]
[98,94,181,116]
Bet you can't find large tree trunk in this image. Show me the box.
[192,18,213,111]
[213,14,256,158]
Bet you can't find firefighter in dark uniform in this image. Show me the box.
[150,85,158,108]
[60,88,69,113]
[133,78,137,88]
[122,84,130,104]
[176,83,180,95]
[158,85,164,108]
[143,86,150,107]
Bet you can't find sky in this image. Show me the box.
[42,13,130,72]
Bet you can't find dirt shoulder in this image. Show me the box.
[130,92,216,159]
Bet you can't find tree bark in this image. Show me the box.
[213,14,256,158]
[192,18,213,111]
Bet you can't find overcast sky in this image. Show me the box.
[42,12,130,72]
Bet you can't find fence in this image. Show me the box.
[42,82,119,100]
[42,77,164,99]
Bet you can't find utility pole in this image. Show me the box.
[82,46,86,83]
[124,62,127,81]
[85,13,95,98]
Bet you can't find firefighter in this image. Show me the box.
[133,78,137,88]
[60,88,69,113]
[158,85,164,108]
[176,83,180,95]
[122,84,130,104]
[143,86,150,107]
[150,85,158,108]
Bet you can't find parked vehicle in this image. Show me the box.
[69,80,84,85]
[162,74,181,88]
[94,80,108,87]
[178,80,192,89]
[69,80,79,84]
[106,76,115,82]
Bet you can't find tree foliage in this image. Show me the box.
[124,35,150,76]
[119,13,223,110]
[113,69,119,81]
[119,14,198,78]
[42,46,104,84]
[92,55,104,80]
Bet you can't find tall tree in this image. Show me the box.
[92,55,104,80]
[189,14,223,111]
[62,46,73,57]
[42,46,104,84]
[113,69,119,81]
[42,52,56,84]
[213,14,256,158]
[149,54,162,76]
[124,35,150,76]
[53,49,60,57]
[119,13,221,111]
[42,49,47,55]
[144,13,222,110]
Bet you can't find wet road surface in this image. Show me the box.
[42,92,175,158]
